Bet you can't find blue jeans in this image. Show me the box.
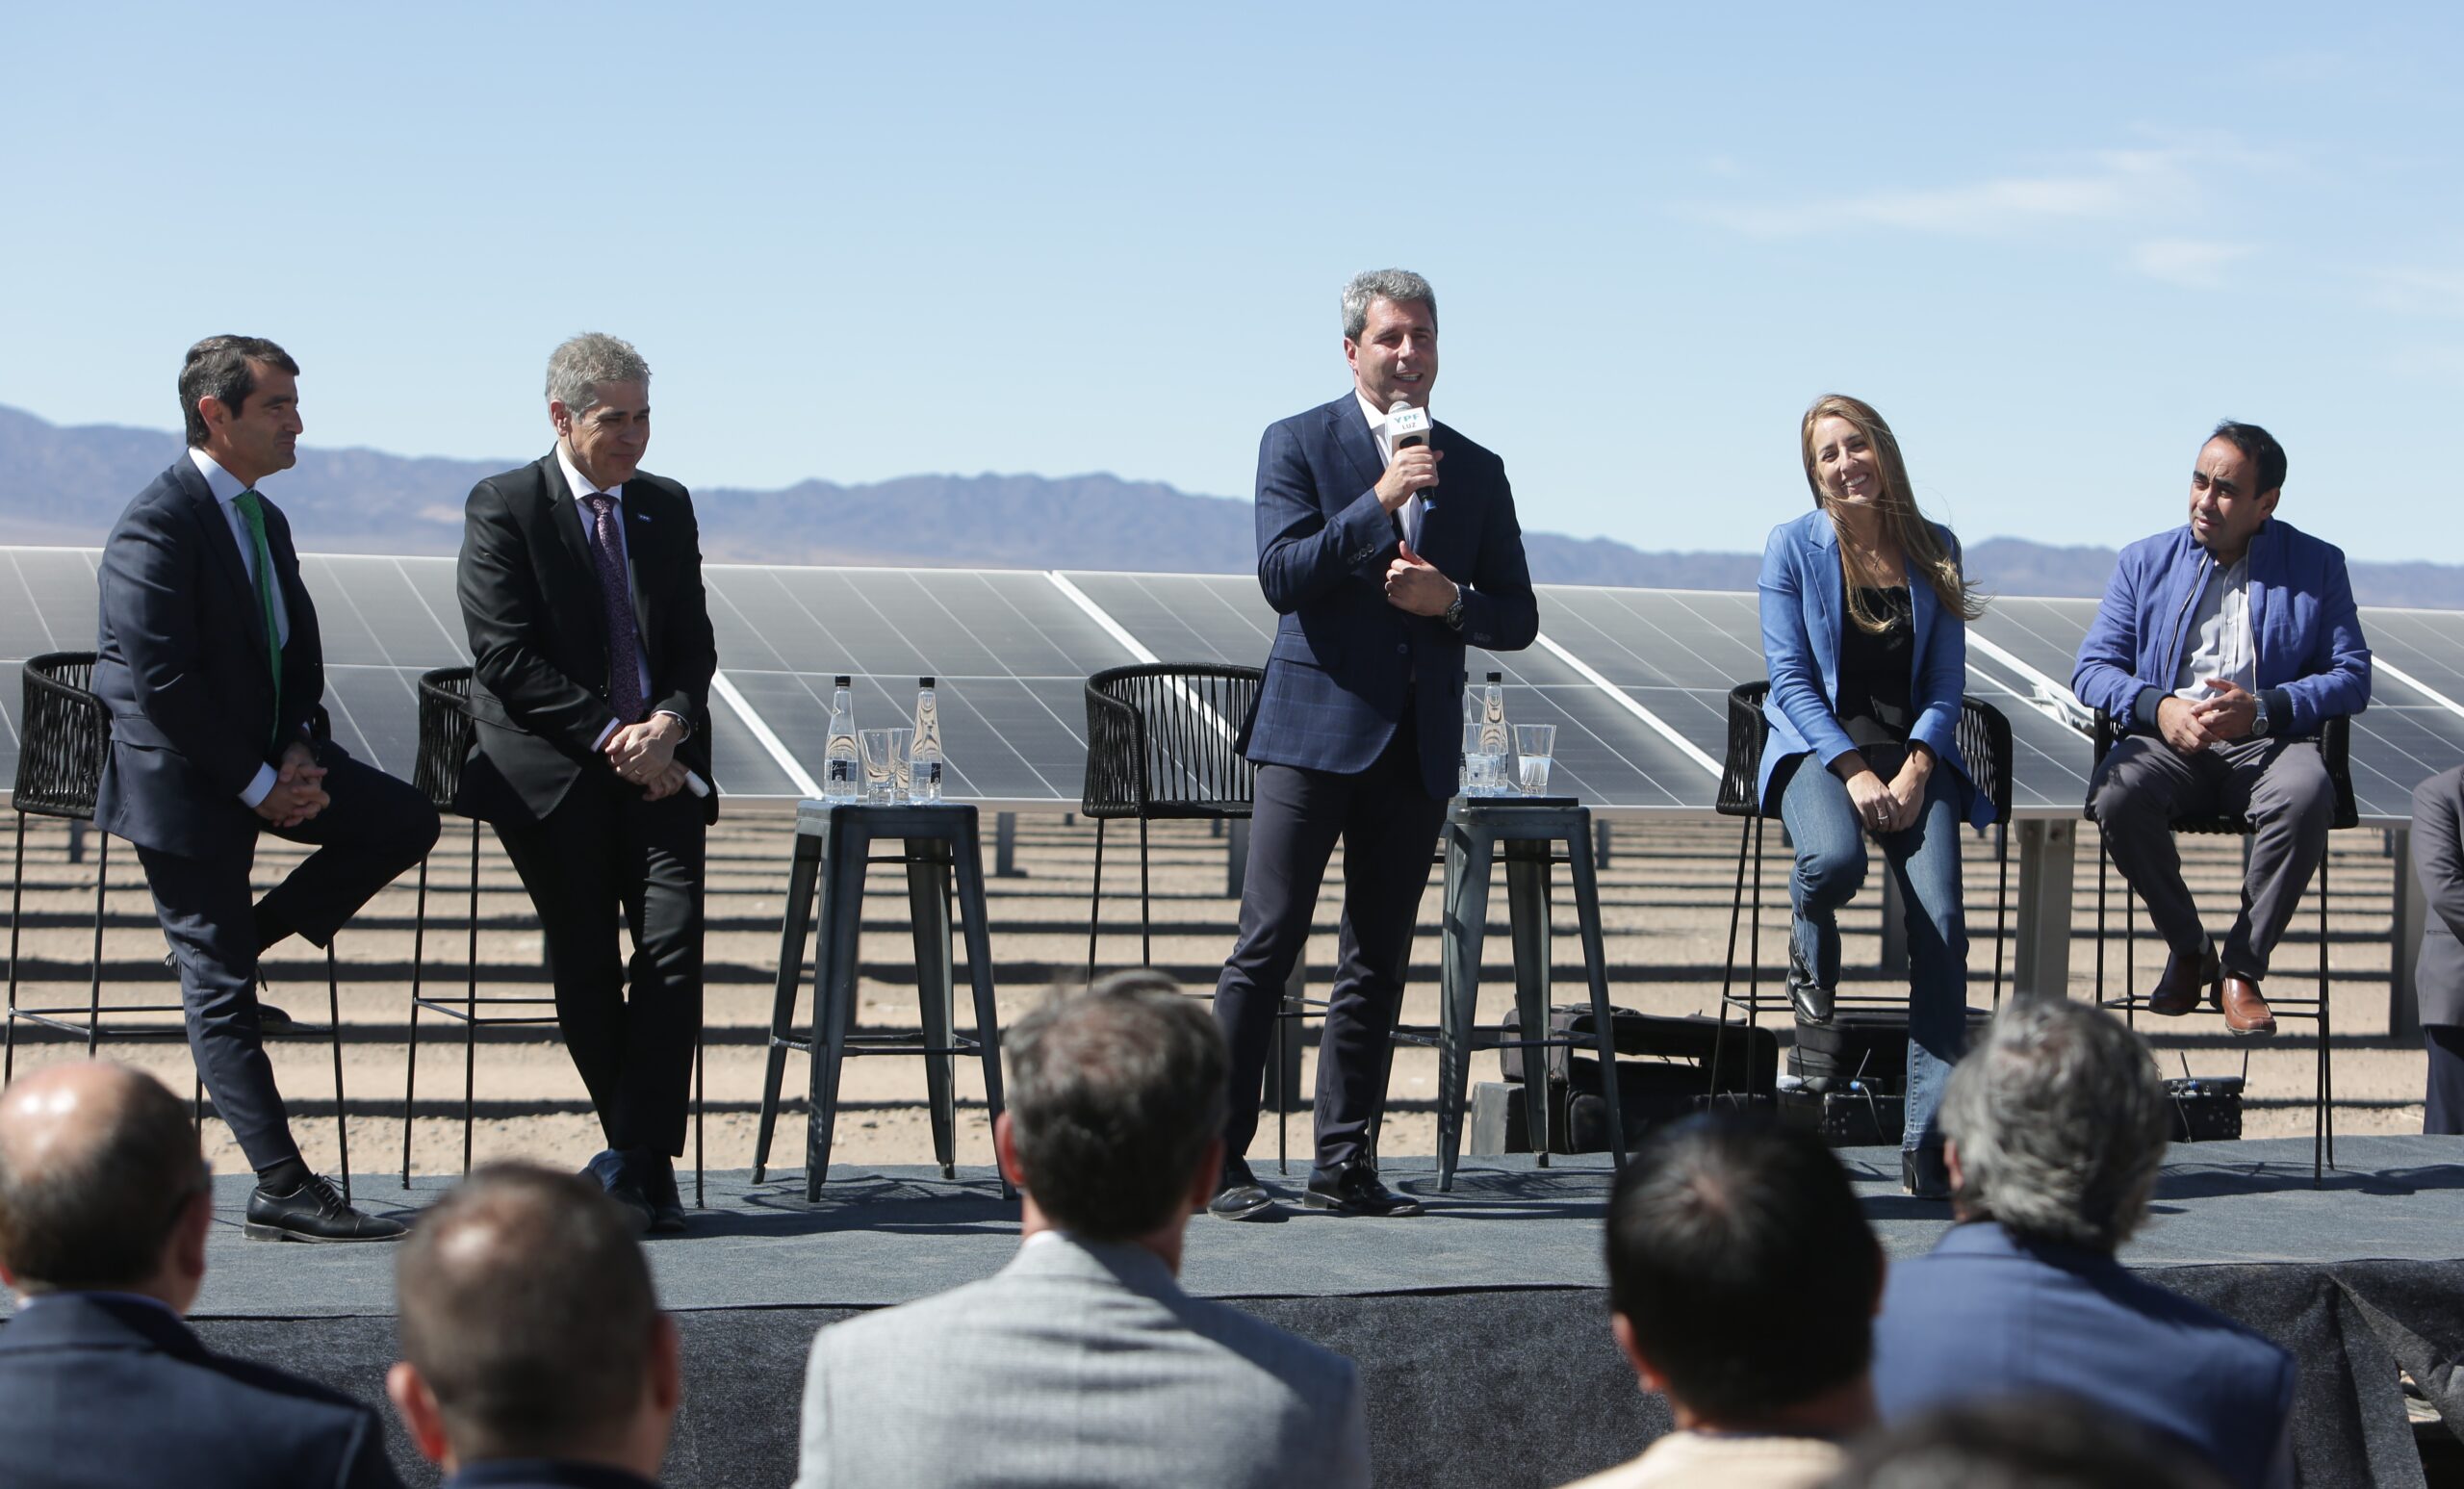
[1778,750,1970,1152]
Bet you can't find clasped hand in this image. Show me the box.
[1384,540,1457,617]
[606,715,690,801]
[254,739,329,829]
[1843,753,1929,838]
[2158,680,2256,754]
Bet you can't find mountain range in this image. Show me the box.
[2,403,2454,607]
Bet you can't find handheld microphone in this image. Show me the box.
[1386,397,1436,508]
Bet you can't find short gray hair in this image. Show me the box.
[1341,269,1437,341]
[1938,998,2169,1251]
[545,332,650,415]
[1004,972,1226,1240]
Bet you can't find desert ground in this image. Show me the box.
[0,803,2429,1182]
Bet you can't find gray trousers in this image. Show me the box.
[2090,733,2333,980]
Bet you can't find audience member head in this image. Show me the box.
[1799,393,1986,630]
[178,334,301,482]
[545,331,653,489]
[997,972,1228,1259]
[1938,998,2169,1252]
[2187,420,2283,562]
[0,1061,212,1310]
[389,1163,680,1477]
[1604,1112,1883,1433]
[1821,1396,2230,1489]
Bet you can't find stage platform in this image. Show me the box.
[13,1136,2464,1487]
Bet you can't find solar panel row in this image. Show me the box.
[3,548,2459,820]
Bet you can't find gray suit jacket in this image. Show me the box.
[794,1235,1371,1489]
[2415,765,2464,1028]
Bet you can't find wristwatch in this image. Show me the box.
[2249,692,2270,738]
[1442,587,1466,631]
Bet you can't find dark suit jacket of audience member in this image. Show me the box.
[442,1460,656,1489]
[1873,1220,2296,1489]
[0,1292,402,1488]
[93,456,328,860]
[455,452,719,829]
[1237,394,1538,801]
[2415,764,2464,1028]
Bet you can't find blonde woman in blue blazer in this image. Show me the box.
[1758,395,1990,1198]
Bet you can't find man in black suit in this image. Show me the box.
[0,1060,404,1487]
[388,1164,681,1488]
[2412,764,2464,1133]
[1211,270,1539,1220]
[95,335,437,1242]
[456,333,718,1234]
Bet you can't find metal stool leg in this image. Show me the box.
[87,833,110,1056]
[4,813,26,1084]
[1436,822,1494,1193]
[1137,816,1152,967]
[1565,819,1627,1168]
[460,821,481,1175]
[753,833,823,1183]
[403,857,429,1186]
[952,814,1013,1199]
[1708,813,1755,1101]
[910,841,960,1179]
[805,822,871,1202]
[1991,822,2011,1008]
[327,942,349,1201]
[1086,818,1107,981]
[1504,841,1553,1164]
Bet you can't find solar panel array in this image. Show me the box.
[4,547,2460,821]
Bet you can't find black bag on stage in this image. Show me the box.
[1495,1005,1777,1154]
[1788,1006,1992,1093]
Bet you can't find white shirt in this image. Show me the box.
[554,443,671,752]
[189,449,292,809]
[1354,390,1428,551]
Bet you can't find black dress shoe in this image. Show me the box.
[1786,939,1835,1025]
[1304,1166,1424,1218]
[635,1151,688,1235]
[244,1175,409,1243]
[1208,1158,1276,1221]
[580,1150,655,1236]
[1901,1146,1951,1201]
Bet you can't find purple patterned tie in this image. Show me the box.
[582,494,646,726]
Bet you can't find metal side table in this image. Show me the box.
[750,801,1009,1201]
[1424,795,1629,1191]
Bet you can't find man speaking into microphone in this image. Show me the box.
[1210,270,1539,1220]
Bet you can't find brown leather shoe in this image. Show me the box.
[2216,974,2277,1037]
[2144,940,2219,1017]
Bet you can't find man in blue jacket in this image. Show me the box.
[1209,270,1538,1220]
[2071,422,2369,1035]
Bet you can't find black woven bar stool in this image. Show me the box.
[1080,663,1262,974]
[397,666,706,1199]
[3,652,352,1195]
[2086,708,2355,1182]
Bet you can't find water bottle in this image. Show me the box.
[823,675,859,801]
[1479,672,1510,795]
[910,676,944,804]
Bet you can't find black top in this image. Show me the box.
[1837,584,1913,748]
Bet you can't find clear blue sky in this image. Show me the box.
[5,4,2457,563]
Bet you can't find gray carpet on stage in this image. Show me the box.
[94,1133,2464,1317]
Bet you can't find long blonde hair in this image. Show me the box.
[1799,394,1988,633]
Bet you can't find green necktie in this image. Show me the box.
[232,490,282,739]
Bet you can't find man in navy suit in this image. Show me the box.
[1871,998,2295,1489]
[1210,270,1538,1220]
[388,1164,681,1488]
[95,336,437,1242]
[0,1061,404,1487]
